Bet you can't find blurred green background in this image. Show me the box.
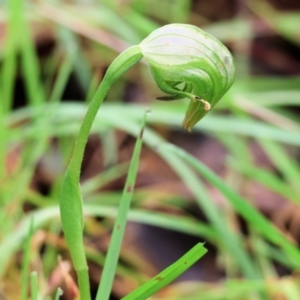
[1,0,300,299]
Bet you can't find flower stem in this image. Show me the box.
[77,269,91,300]
[59,45,143,300]
[68,45,143,180]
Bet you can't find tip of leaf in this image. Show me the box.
[181,120,193,132]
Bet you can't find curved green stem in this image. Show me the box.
[68,45,143,180]
[59,45,142,300]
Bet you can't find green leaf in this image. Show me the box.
[59,169,90,299]
[122,243,207,300]
[21,218,34,300]
[30,272,38,300]
[59,169,85,268]
[96,111,148,300]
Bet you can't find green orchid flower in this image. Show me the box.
[140,23,235,131]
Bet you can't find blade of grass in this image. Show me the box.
[232,96,299,131]
[96,110,148,300]
[1,0,21,113]
[19,5,45,106]
[0,125,52,236]
[234,90,300,107]
[42,221,61,277]
[56,27,92,94]
[217,133,300,203]
[122,243,207,300]
[249,230,277,278]
[36,2,129,54]
[54,288,63,300]
[81,161,130,196]
[256,241,295,270]
[0,0,22,178]
[49,54,74,103]
[0,108,6,179]
[21,217,34,300]
[100,0,158,37]
[228,159,299,203]
[247,0,300,46]
[84,206,216,242]
[99,129,119,168]
[259,139,300,195]
[82,0,144,44]
[30,271,38,300]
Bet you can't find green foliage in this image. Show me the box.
[96,112,148,300]
[122,243,207,300]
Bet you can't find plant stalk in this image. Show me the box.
[59,45,142,300]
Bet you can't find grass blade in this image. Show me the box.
[49,54,74,103]
[54,288,63,300]
[1,0,21,113]
[96,110,148,300]
[21,218,34,300]
[122,243,207,300]
[30,271,38,300]
[20,7,45,106]
[259,139,300,194]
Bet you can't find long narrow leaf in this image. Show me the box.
[21,218,34,300]
[122,243,207,300]
[96,110,148,300]
[30,271,38,300]
[54,288,63,300]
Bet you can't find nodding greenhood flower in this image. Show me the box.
[140,23,235,131]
